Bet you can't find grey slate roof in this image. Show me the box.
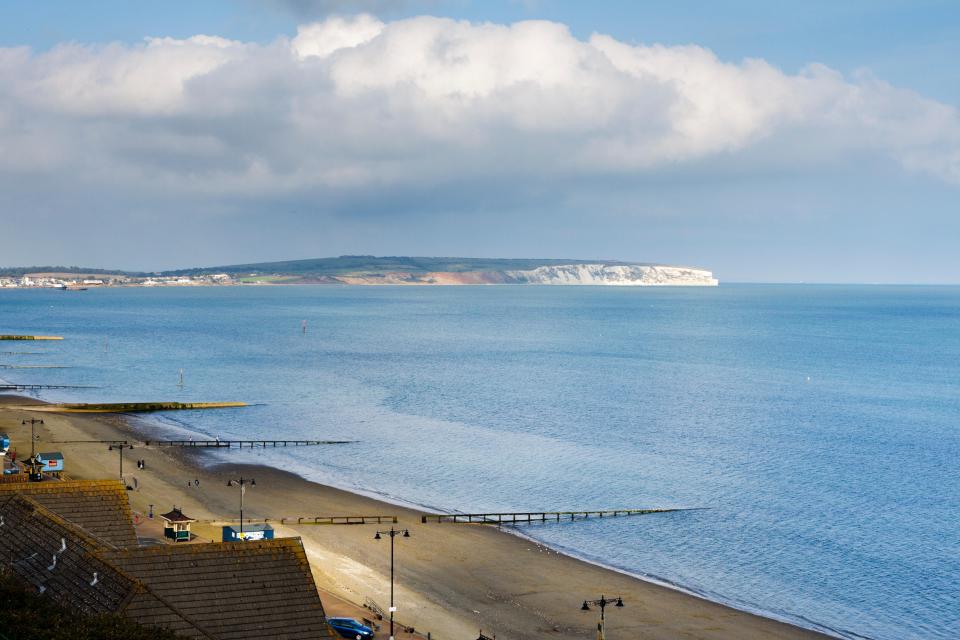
[0,494,134,613]
[0,481,336,639]
[0,494,207,635]
[100,539,337,639]
[0,479,138,548]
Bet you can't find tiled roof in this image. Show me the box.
[99,539,337,639]
[160,508,195,523]
[0,494,134,613]
[0,494,209,637]
[223,523,272,532]
[0,480,335,639]
[0,480,138,548]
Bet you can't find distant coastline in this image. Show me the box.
[0,256,718,288]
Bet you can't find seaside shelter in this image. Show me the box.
[222,523,274,542]
[37,451,64,475]
[160,506,196,542]
[22,454,46,482]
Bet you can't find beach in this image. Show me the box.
[0,398,830,640]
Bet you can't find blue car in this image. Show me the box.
[328,617,375,639]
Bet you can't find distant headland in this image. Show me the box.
[0,256,718,288]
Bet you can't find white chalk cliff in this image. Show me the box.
[506,264,718,286]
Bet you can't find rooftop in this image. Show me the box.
[160,507,196,524]
[100,539,336,639]
[223,523,273,532]
[0,481,336,639]
[0,479,138,548]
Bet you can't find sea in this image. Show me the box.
[1,284,957,640]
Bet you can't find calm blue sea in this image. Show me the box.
[1,285,958,639]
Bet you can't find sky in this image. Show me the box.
[1,1,959,282]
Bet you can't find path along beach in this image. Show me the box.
[0,397,831,640]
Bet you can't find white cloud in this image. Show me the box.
[292,14,385,59]
[1,13,959,205]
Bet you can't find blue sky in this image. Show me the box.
[1,1,958,281]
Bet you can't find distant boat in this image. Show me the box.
[63,286,88,291]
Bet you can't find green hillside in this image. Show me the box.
[161,256,635,277]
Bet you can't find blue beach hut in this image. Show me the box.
[222,523,274,542]
[37,451,64,474]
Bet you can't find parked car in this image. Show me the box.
[328,617,375,639]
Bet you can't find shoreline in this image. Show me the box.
[0,397,835,640]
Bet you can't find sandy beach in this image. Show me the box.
[0,398,832,640]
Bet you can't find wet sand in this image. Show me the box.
[0,400,832,639]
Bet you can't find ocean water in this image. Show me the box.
[1,285,958,639]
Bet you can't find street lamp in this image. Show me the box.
[226,477,255,537]
[374,527,410,640]
[108,444,134,482]
[21,418,44,457]
[581,595,624,640]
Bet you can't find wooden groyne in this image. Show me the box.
[14,401,247,413]
[203,514,396,525]
[50,439,131,445]
[0,384,99,391]
[45,438,354,448]
[421,508,694,524]
[0,365,71,369]
[0,335,63,341]
[143,439,355,448]
[295,515,397,525]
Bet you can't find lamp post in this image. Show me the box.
[374,526,410,640]
[21,418,44,457]
[226,477,255,537]
[108,444,134,482]
[581,595,624,640]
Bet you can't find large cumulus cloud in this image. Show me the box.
[2,15,958,190]
[0,14,959,272]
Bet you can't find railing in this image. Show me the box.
[363,597,385,620]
